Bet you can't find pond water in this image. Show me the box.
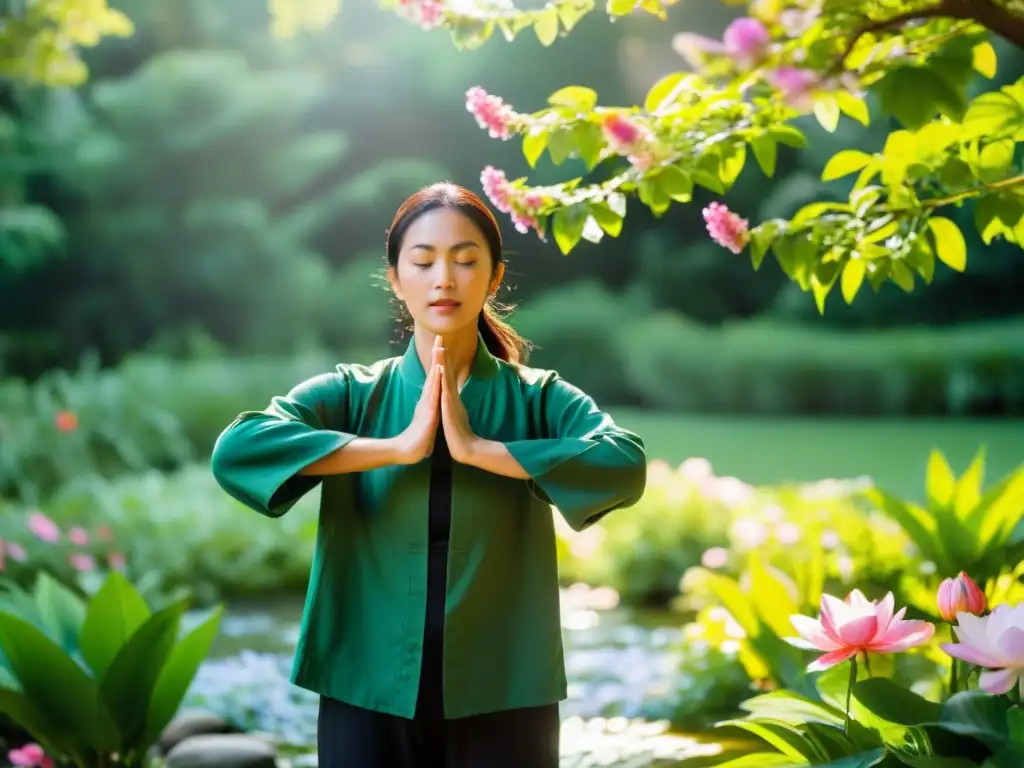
[182,584,755,766]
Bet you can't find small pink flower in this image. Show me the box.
[765,66,821,109]
[479,166,543,237]
[96,523,115,542]
[701,547,729,569]
[55,410,78,432]
[787,589,935,671]
[722,17,770,67]
[9,743,54,768]
[0,539,5,573]
[28,511,60,543]
[107,551,127,570]
[937,572,987,622]
[68,526,89,546]
[942,603,1024,696]
[601,114,655,170]
[69,553,95,572]
[466,86,515,140]
[7,542,27,561]
[396,0,445,29]
[702,202,750,254]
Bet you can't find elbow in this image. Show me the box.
[614,432,648,509]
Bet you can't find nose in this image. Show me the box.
[432,260,455,289]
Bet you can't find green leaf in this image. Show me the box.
[865,488,944,567]
[974,195,1024,244]
[580,215,604,244]
[101,599,186,753]
[80,570,151,679]
[841,259,865,304]
[0,610,119,757]
[851,678,943,727]
[749,553,798,639]
[817,751,887,768]
[521,129,548,167]
[590,202,623,237]
[657,165,693,202]
[638,175,672,214]
[927,217,967,272]
[972,41,998,78]
[644,72,685,113]
[814,97,840,132]
[715,755,804,768]
[143,605,222,748]
[608,0,636,14]
[973,139,1015,183]
[33,573,86,653]
[533,7,559,46]
[926,449,956,508]
[0,687,66,759]
[935,691,1011,750]
[547,84,596,112]
[751,135,777,176]
[552,205,588,254]
[717,719,821,761]
[970,466,1024,548]
[823,150,872,181]
[719,144,746,186]
[953,448,985,520]
[835,91,870,125]
[877,66,967,129]
[739,690,844,728]
[963,92,1024,139]
[890,261,915,292]
[769,125,807,148]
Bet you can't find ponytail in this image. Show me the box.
[478,301,530,365]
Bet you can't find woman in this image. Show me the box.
[210,182,648,767]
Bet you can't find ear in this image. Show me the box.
[387,265,404,301]
[489,261,505,296]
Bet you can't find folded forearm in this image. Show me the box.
[298,436,406,475]
[467,438,530,479]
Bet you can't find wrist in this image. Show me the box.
[387,435,416,465]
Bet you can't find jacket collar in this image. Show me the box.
[397,332,499,398]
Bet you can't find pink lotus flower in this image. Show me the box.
[941,602,1024,696]
[787,590,936,671]
[27,511,60,543]
[9,743,54,768]
[702,202,749,254]
[937,571,987,622]
[68,526,90,546]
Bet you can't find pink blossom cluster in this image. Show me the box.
[673,16,771,72]
[0,509,125,575]
[465,86,517,141]
[480,166,544,236]
[702,202,749,254]
[600,114,655,171]
[395,0,445,30]
[8,743,53,768]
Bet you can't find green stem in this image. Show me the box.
[921,172,1024,210]
[950,657,958,695]
[863,652,872,677]
[845,656,858,736]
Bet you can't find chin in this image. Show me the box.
[416,309,476,336]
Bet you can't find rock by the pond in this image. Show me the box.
[165,734,278,768]
[160,709,241,754]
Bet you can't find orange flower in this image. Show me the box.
[55,410,78,432]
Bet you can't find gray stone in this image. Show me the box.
[159,710,239,754]
[165,734,278,768]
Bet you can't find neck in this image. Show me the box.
[413,323,479,388]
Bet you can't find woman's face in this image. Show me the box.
[388,207,504,336]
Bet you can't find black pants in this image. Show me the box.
[316,426,560,767]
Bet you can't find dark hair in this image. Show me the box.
[385,181,531,365]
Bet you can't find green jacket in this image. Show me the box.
[210,336,647,719]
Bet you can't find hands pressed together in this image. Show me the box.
[399,336,480,465]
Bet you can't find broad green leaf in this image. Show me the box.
[972,41,998,78]
[33,572,86,653]
[835,91,870,125]
[719,144,746,186]
[953,448,985,520]
[973,140,1016,182]
[770,125,807,148]
[552,205,588,254]
[928,217,967,272]
[841,259,865,304]
[521,129,548,167]
[974,195,1024,244]
[644,72,685,113]
[851,678,943,727]
[926,449,956,508]
[895,756,986,767]
[143,605,223,748]
[718,719,821,761]
[749,554,798,639]
[751,135,777,176]
[0,610,119,756]
[739,690,844,727]
[547,85,596,112]
[814,97,840,132]
[823,150,872,181]
[590,201,623,237]
[817,751,886,768]
[971,466,1024,547]
[865,488,944,567]
[699,572,759,635]
[715,754,804,768]
[0,687,67,762]
[100,599,185,752]
[80,570,151,678]
[608,0,636,14]
[657,165,693,202]
[963,91,1024,139]
[533,7,559,46]
[934,691,1011,750]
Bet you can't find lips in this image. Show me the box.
[430,300,461,307]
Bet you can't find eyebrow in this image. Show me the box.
[408,241,482,253]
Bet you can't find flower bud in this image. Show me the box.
[937,571,986,621]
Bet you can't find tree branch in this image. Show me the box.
[839,0,1024,65]
[921,172,1024,209]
